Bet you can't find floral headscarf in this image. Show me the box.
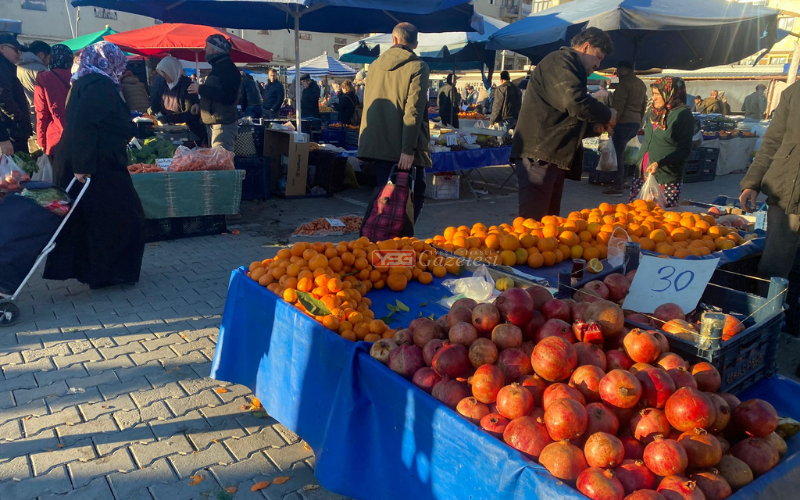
[650,76,687,130]
[72,41,128,85]
[49,44,73,70]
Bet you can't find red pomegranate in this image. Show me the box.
[667,366,699,390]
[604,273,631,302]
[585,300,625,337]
[519,374,547,406]
[468,337,498,368]
[437,315,450,335]
[584,432,625,468]
[626,313,653,326]
[542,298,571,322]
[431,378,470,409]
[503,415,552,459]
[544,398,588,440]
[521,310,546,341]
[716,455,753,491]
[665,387,716,431]
[539,440,588,482]
[472,303,501,334]
[571,301,591,323]
[576,467,625,500]
[584,402,620,437]
[456,397,490,423]
[626,270,637,282]
[535,318,576,344]
[690,469,733,500]
[716,434,731,454]
[610,405,638,428]
[718,393,741,411]
[766,431,788,458]
[448,322,478,347]
[447,305,474,328]
[542,383,586,411]
[643,435,688,476]
[657,476,705,500]
[452,297,478,311]
[599,369,642,409]
[531,336,577,382]
[575,342,607,370]
[526,284,554,311]
[495,288,535,326]
[411,367,442,394]
[733,399,779,438]
[393,328,413,345]
[623,490,666,500]
[652,331,670,353]
[634,365,676,409]
[623,329,662,364]
[496,383,534,420]
[491,323,523,350]
[470,364,505,404]
[388,344,426,378]
[497,347,533,380]
[575,281,611,303]
[616,459,656,495]
[480,413,509,437]
[731,437,780,476]
[431,342,470,379]
[678,428,722,468]
[706,393,731,433]
[654,303,685,323]
[519,340,535,358]
[422,339,445,366]
[630,408,671,444]
[606,349,634,371]
[657,353,689,371]
[411,318,443,348]
[620,434,645,460]
[569,365,605,403]
[691,362,722,392]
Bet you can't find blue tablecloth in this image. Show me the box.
[336,147,512,173]
[212,268,800,500]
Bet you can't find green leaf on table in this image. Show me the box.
[427,314,435,320]
[251,411,268,419]
[341,270,360,277]
[419,312,424,318]
[395,300,410,313]
[379,315,395,324]
[295,291,331,316]
[419,303,427,307]
[386,304,398,313]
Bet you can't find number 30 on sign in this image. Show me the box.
[622,255,720,314]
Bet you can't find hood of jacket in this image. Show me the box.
[18,52,47,71]
[368,45,420,73]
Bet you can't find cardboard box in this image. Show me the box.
[264,129,309,197]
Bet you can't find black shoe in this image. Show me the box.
[603,188,624,196]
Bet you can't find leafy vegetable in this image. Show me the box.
[127,138,177,165]
[296,291,332,316]
[13,152,38,176]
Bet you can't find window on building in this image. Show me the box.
[94,8,118,20]
[334,44,346,54]
[335,37,347,45]
[770,56,788,65]
[779,18,795,32]
[258,30,271,35]
[532,1,552,14]
[21,0,47,12]
[299,33,312,40]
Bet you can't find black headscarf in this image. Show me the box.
[50,44,73,70]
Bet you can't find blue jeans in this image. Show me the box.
[611,122,640,190]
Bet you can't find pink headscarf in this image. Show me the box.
[72,41,128,85]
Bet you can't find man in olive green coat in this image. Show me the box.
[358,22,430,221]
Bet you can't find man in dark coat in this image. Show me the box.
[437,73,460,128]
[299,73,321,119]
[240,72,263,118]
[604,60,647,196]
[512,28,617,219]
[490,70,522,134]
[0,33,32,155]
[262,68,285,119]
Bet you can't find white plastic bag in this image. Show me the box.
[439,265,495,307]
[637,173,668,208]
[608,228,631,268]
[0,155,29,193]
[597,139,618,172]
[33,154,53,183]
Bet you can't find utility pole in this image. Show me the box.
[64,0,75,38]
[787,41,800,86]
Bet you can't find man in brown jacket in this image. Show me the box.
[358,22,430,221]
[740,81,800,279]
[604,60,647,196]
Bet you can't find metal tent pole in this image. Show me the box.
[295,11,302,132]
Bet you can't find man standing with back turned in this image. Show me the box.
[512,28,617,219]
[490,70,522,135]
[743,84,768,122]
[604,60,647,197]
[358,22,430,222]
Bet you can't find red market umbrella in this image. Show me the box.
[104,23,273,64]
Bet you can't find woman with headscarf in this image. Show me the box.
[154,56,207,145]
[44,42,146,289]
[628,76,695,208]
[34,44,72,168]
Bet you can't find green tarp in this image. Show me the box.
[131,170,244,219]
[59,26,118,52]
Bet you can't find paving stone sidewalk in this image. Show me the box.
[0,233,345,500]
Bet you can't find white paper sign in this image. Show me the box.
[463,134,477,144]
[445,135,460,146]
[326,218,345,227]
[622,255,720,314]
[156,158,172,170]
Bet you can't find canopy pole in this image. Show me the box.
[195,51,199,77]
[294,11,302,132]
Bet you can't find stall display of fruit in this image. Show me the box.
[0,169,30,193]
[127,163,166,174]
[327,122,359,131]
[458,111,488,120]
[371,284,797,500]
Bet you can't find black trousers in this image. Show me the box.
[760,199,800,279]
[515,158,566,220]
[374,159,426,221]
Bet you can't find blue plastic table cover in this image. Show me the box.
[335,147,512,173]
[211,268,800,500]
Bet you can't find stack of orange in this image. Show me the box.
[427,200,746,269]
[247,236,437,342]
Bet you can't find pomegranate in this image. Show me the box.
[495,288,535,326]
[535,318,576,344]
[581,322,605,344]
[388,344,425,378]
[652,331,670,353]
[624,491,666,500]
[616,459,656,495]
[662,319,698,339]
[569,365,605,403]
[431,378,470,409]
[690,469,732,500]
[472,303,501,334]
[545,398,588,440]
[620,434,646,460]
[657,476,704,500]
[606,349,635,371]
[631,408,671,444]
[411,318,443,348]
[539,440,588,482]
[437,314,450,334]
[519,340,535,358]
[543,383,586,410]
[393,328,412,344]
[503,415,552,459]
[519,374,547,406]
[571,301,591,323]
[716,455,753,491]
[575,281,611,303]
[496,383,534,420]
[657,353,689,371]
[575,342,608,370]
[599,369,642,409]
[456,397,490,423]
[604,273,631,301]
[654,303,685,323]
[531,336,577,382]
[623,329,662,364]
[468,337,498,368]
[626,313,653,326]
[643,435,688,476]
[447,305,473,328]
[733,399,779,438]
[480,413,509,437]
[634,366,675,410]
[610,405,638,428]
[626,270,637,282]
[526,284,554,310]
[542,298,571,322]
[452,297,478,311]
[370,339,398,364]
[716,434,731,454]
[470,364,504,404]
[585,402,620,437]
[412,367,442,393]
[448,322,478,347]
[691,362,721,392]
[521,310,546,341]
[431,342,470,379]
[584,432,625,468]
[765,432,788,458]
[731,437,780,476]
[706,393,731,433]
[667,367,698,390]
[491,323,523,350]
[722,314,745,340]
[577,467,625,500]
[585,300,625,337]
[422,339,445,366]
[678,428,722,467]
[718,393,741,411]
[496,348,532,381]
[665,387,716,431]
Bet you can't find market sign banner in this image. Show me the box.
[21,0,47,11]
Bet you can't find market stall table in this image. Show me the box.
[702,136,759,176]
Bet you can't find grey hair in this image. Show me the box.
[392,22,419,46]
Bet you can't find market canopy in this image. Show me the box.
[286,54,357,79]
[58,25,118,52]
[104,23,272,63]
[487,0,784,71]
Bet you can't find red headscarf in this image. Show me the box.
[650,76,687,130]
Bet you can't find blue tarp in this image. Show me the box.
[429,146,512,173]
[212,268,800,500]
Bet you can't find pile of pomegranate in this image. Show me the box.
[369,279,790,500]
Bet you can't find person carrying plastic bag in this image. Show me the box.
[628,76,694,208]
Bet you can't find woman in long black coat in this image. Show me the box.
[44,42,145,289]
[337,79,359,125]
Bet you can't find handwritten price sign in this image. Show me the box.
[622,255,719,314]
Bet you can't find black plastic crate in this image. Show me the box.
[143,215,227,243]
[308,151,346,195]
[319,127,345,145]
[235,156,271,201]
[345,130,359,149]
[584,150,628,185]
[683,147,719,183]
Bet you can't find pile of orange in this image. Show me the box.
[427,200,746,269]
[247,236,440,342]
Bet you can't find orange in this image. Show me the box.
[670,228,689,242]
[271,266,286,279]
[296,277,314,293]
[519,233,535,249]
[250,267,267,282]
[514,248,528,265]
[327,278,344,293]
[579,230,593,242]
[595,244,608,260]
[537,237,555,253]
[308,254,329,271]
[596,232,611,245]
[322,315,340,331]
[328,257,343,273]
[444,260,462,276]
[587,258,603,274]
[432,266,446,278]
[649,229,667,243]
[452,235,468,249]
[655,243,674,256]
[673,248,691,259]
[340,330,357,341]
[627,224,643,237]
[638,237,655,251]
[418,271,433,284]
[583,246,601,260]
[542,251,556,267]
[282,289,298,303]
[484,234,500,250]
[558,244,571,259]
[348,311,365,324]
[558,231,580,247]
[500,250,517,266]
[369,319,387,334]
[258,274,274,287]
[527,252,544,268]
[249,261,264,272]
[500,234,520,251]
[443,226,457,241]
[354,322,371,340]
[570,245,583,260]
[541,224,559,239]
[363,333,381,343]
[554,249,564,264]
[378,239,398,251]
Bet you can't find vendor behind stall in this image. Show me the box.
[154,56,207,145]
